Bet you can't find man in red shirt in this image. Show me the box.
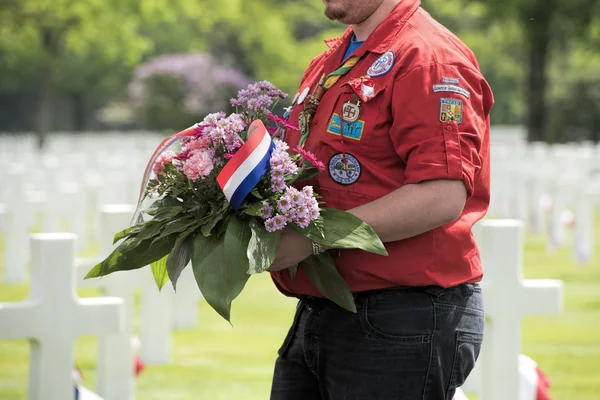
[268,0,493,399]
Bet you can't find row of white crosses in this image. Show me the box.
[488,133,600,266]
[0,207,202,400]
[0,131,162,284]
[0,219,563,400]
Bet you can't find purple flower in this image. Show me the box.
[265,214,287,232]
[230,81,289,111]
[260,201,274,219]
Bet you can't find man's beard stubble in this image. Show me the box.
[324,4,348,21]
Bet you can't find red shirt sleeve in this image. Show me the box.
[389,63,492,198]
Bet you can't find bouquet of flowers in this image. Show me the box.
[85,81,387,322]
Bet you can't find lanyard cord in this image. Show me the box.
[298,55,361,147]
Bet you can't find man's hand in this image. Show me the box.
[269,227,313,272]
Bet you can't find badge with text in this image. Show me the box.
[328,153,361,185]
[327,114,364,141]
[441,77,460,85]
[439,98,463,124]
[367,50,395,77]
[433,84,470,99]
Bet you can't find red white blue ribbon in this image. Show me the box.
[217,120,274,211]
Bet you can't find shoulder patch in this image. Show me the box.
[441,77,460,84]
[367,51,395,77]
[433,84,470,99]
[439,98,463,124]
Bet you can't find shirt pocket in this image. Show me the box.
[312,83,389,193]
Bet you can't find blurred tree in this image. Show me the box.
[129,53,251,129]
[0,0,203,148]
[469,0,599,141]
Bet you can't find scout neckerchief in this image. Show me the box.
[297,55,361,147]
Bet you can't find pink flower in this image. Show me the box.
[266,110,299,132]
[266,126,278,136]
[186,137,210,152]
[295,146,326,171]
[183,150,214,180]
[153,150,176,176]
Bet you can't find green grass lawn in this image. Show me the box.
[0,219,599,399]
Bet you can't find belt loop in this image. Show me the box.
[424,286,444,299]
[461,283,474,297]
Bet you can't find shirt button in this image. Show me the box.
[446,125,453,130]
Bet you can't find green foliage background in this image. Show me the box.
[0,0,599,141]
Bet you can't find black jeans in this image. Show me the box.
[270,284,485,400]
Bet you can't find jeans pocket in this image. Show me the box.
[362,291,434,342]
[278,301,303,357]
[448,330,484,390]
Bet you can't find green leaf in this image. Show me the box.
[191,216,253,323]
[113,225,142,244]
[201,210,225,237]
[240,201,263,217]
[85,233,178,279]
[247,219,280,274]
[191,233,231,322]
[125,220,163,251]
[295,208,388,256]
[303,253,356,313]
[287,166,321,185]
[151,254,169,290]
[160,217,196,237]
[167,234,194,290]
[223,216,252,300]
[153,205,184,221]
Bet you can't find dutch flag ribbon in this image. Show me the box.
[217,120,275,211]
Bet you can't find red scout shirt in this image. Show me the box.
[271,0,494,297]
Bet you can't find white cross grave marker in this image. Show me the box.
[172,266,201,329]
[3,166,31,284]
[140,268,174,365]
[572,186,596,266]
[77,204,140,400]
[0,233,124,400]
[464,220,563,400]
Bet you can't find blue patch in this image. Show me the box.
[329,153,361,185]
[326,113,365,141]
[367,50,395,77]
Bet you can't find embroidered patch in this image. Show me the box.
[329,153,362,185]
[433,84,470,99]
[297,87,310,105]
[439,98,463,124]
[298,111,309,135]
[441,77,460,84]
[367,51,395,77]
[326,113,364,141]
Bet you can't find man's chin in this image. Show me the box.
[324,7,347,22]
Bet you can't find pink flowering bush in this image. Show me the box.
[87,81,387,322]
